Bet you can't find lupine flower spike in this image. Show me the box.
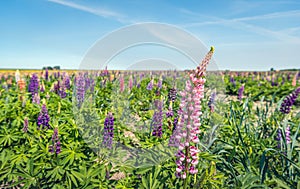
[172,47,214,179]
[238,84,245,101]
[49,128,61,154]
[37,104,50,130]
[280,87,300,114]
[103,112,114,149]
[151,100,163,137]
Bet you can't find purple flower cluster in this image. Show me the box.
[49,128,61,154]
[208,92,216,112]
[168,88,177,102]
[75,74,85,107]
[276,129,282,149]
[166,107,174,118]
[64,75,71,90]
[168,114,180,147]
[238,85,244,100]
[53,80,67,99]
[28,74,39,99]
[45,69,49,81]
[230,76,236,87]
[103,112,114,149]
[146,79,154,90]
[157,78,163,89]
[37,104,50,130]
[280,87,300,114]
[151,100,163,138]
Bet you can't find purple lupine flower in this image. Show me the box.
[146,79,154,90]
[280,87,300,114]
[28,74,39,99]
[64,75,71,90]
[285,126,291,144]
[166,108,174,118]
[84,73,90,91]
[238,85,244,100]
[37,104,50,130]
[59,86,67,98]
[208,92,216,112]
[276,129,282,149]
[49,128,61,154]
[23,117,28,133]
[151,100,163,137]
[40,83,45,93]
[157,78,163,89]
[230,75,236,87]
[89,77,95,93]
[45,68,49,81]
[75,73,85,107]
[168,88,177,102]
[133,75,137,87]
[140,73,144,81]
[54,81,60,94]
[103,112,114,149]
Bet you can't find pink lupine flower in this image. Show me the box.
[171,47,214,179]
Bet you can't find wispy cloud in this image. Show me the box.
[47,0,128,23]
[182,10,300,44]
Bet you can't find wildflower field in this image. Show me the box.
[1,48,300,188]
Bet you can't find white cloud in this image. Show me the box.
[47,0,127,23]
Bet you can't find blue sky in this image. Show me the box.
[1,0,300,71]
